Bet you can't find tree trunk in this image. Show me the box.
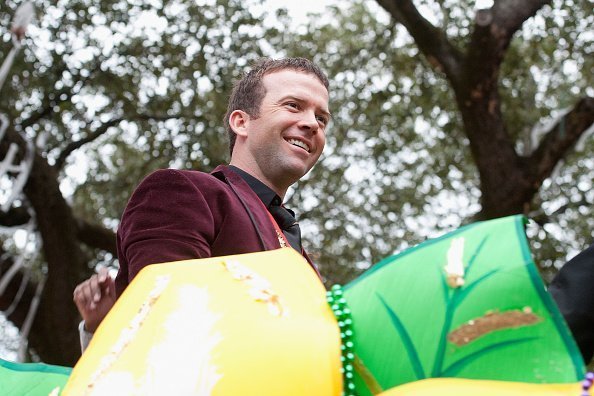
[375,0,593,222]
[1,126,88,365]
[455,87,535,219]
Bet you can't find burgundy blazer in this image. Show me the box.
[115,165,314,296]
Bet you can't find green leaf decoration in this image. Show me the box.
[376,293,425,380]
[0,358,71,395]
[441,337,538,377]
[343,215,584,396]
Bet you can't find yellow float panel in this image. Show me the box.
[63,248,342,396]
[378,377,590,396]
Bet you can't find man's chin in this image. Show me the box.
[282,163,311,183]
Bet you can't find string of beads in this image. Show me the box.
[581,372,594,396]
[327,284,357,396]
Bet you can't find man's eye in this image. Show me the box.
[316,116,328,126]
[286,102,299,109]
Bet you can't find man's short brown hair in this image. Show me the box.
[224,57,330,156]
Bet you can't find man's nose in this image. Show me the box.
[298,111,319,133]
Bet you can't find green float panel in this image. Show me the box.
[343,215,584,395]
[0,358,71,395]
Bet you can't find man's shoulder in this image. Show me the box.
[123,166,243,216]
[145,168,214,180]
[140,167,230,189]
[133,166,258,203]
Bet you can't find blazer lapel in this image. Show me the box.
[211,165,280,251]
[211,165,319,275]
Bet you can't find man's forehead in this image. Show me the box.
[262,69,327,89]
[262,70,329,106]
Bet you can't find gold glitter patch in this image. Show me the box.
[221,259,286,317]
[448,308,541,346]
[276,230,287,248]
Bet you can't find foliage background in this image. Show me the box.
[0,0,592,364]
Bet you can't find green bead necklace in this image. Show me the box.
[327,284,357,396]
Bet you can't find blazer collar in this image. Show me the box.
[211,165,279,251]
[211,165,318,275]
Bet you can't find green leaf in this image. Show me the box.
[376,293,426,380]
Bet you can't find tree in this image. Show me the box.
[373,0,593,218]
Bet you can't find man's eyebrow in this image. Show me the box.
[278,94,305,103]
[279,95,332,118]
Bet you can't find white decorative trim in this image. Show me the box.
[444,237,466,288]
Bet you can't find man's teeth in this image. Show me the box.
[287,139,310,152]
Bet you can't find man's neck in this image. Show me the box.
[228,165,279,206]
[228,161,288,199]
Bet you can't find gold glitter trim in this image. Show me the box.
[86,275,171,393]
[353,354,383,395]
[276,230,287,248]
[448,308,541,346]
[221,259,285,317]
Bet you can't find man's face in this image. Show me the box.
[236,70,330,193]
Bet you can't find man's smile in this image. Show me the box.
[286,138,311,153]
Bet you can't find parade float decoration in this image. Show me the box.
[331,215,585,395]
[1,215,591,395]
[63,248,342,395]
[0,358,70,395]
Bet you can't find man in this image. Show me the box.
[73,57,331,340]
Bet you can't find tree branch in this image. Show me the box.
[491,0,551,42]
[464,0,550,93]
[0,206,116,254]
[18,104,55,131]
[530,96,594,183]
[18,63,77,131]
[374,0,464,83]
[17,56,103,130]
[54,117,124,170]
[54,112,186,170]
[0,206,30,227]
[75,219,117,255]
[529,195,591,227]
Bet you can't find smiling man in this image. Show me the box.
[73,58,330,342]
[228,68,329,198]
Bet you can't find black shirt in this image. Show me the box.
[228,166,301,252]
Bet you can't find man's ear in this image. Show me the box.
[228,110,250,137]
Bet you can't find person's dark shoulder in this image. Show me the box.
[136,168,229,195]
[119,168,234,236]
[141,168,218,184]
